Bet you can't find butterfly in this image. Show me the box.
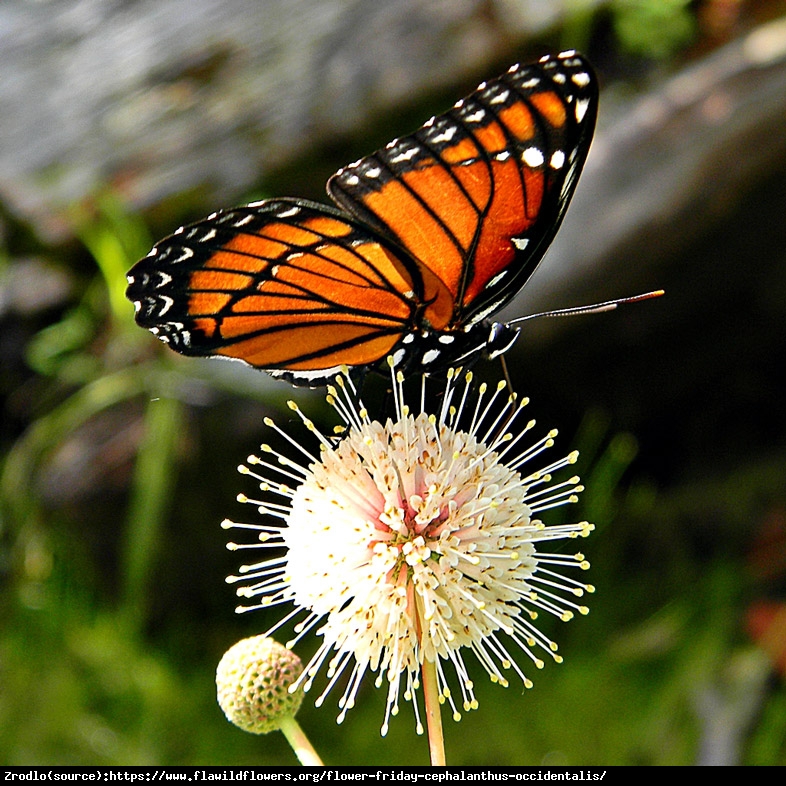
[127,51,599,386]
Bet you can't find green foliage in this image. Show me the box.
[612,0,696,58]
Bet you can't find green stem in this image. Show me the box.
[278,716,324,766]
[422,658,446,766]
[122,394,183,636]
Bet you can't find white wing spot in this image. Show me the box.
[552,72,567,84]
[522,147,544,167]
[365,167,381,178]
[390,147,419,164]
[571,71,591,87]
[422,349,441,365]
[438,335,455,344]
[489,89,510,105]
[466,300,504,326]
[512,237,529,251]
[276,206,300,218]
[432,126,457,144]
[466,109,485,123]
[520,77,540,89]
[345,174,360,186]
[391,348,407,367]
[158,296,174,316]
[550,150,565,169]
[575,97,590,122]
[487,270,508,287]
[173,247,194,263]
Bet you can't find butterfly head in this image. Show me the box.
[387,320,521,376]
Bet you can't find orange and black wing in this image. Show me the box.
[127,52,598,383]
[327,51,598,330]
[126,199,442,384]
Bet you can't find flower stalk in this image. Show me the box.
[422,659,446,766]
[278,716,323,766]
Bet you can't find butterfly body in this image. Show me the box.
[127,51,598,385]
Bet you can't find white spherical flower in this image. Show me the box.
[223,366,594,735]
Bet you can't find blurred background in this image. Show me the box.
[2,0,786,766]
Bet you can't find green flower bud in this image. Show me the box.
[216,635,304,734]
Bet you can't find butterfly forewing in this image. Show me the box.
[127,199,424,378]
[327,51,598,328]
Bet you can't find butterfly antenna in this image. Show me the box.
[508,290,664,325]
[497,289,663,431]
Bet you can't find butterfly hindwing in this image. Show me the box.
[327,51,598,329]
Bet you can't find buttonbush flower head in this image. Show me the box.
[222,365,594,735]
[216,635,322,764]
[216,634,304,734]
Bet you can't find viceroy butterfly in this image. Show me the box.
[127,51,604,386]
